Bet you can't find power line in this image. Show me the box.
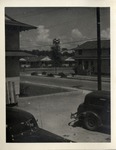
[21,38,98,49]
[21,37,109,49]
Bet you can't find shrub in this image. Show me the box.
[73,66,87,75]
[42,71,47,75]
[78,69,87,75]
[58,72,67,78]
[71,73,75,76]
[47,73,54,77]
[31,72,38,76]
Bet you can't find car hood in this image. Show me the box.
[6,107,34,124]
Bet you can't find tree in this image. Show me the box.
[51,39,62,73]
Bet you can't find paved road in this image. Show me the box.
[21,75,110,91]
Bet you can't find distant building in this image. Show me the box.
[20,56,39,68]
[20,56,52,68]
[74,40,110,75]
[5,15,37,105]
[40,56,52,67]
[62,57,75,67]
[19,58,30,68]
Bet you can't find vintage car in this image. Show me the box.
[6,107,72,142]
[71,91,110,131]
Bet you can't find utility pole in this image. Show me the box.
[51,39,61,74]
[96,7,102,90]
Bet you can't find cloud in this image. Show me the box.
[71,28,86,40]
[20,30,39,50]
[20,27,88,50]
[20,25,53,50]
[36,25,52,44]
[59,29,87,49]
[101,28,110,39]
[59,36,72,49]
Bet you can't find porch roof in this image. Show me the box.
[40,56,52,62]
[6,51,34,57]
[65,57,75,62]
[5,15,37,31]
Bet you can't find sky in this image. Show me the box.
[5,7,110,51]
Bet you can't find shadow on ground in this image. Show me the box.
[68,120,111,135]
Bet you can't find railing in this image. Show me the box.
[6,81,18,105]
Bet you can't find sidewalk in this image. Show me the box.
[20,72,110,82]
[68,75,110,82]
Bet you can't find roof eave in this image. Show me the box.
[5,15,37,31]
[6,51,34,57]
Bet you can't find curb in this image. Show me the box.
[21,73,110,82]
[18,85,91,101]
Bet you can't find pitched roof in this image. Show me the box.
[6,50,34,57]
[40,56,52,61]
[76,40,110,50]
[65,57,75,62]
[19,58,27,62]
[5,15,37,31]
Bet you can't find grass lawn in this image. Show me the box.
[20,82,70,97]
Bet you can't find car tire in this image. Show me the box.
[83,114,98,131]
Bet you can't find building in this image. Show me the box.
[74,40,110,75]
[62,57,75,67]
[19,55,52,68]
[5,15,37,105]
[40,56,52,67]
[19,58,30,68]
[20,56,39,68]
[64,57,75,67]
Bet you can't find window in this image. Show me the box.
[91,60,93,66]
[78,60,82,65]
[85,61,89,70]
[78,50,82,55]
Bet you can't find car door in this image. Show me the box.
[104,100,110,127]
[100,99,110,128]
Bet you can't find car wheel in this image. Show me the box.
[83,114,98,131]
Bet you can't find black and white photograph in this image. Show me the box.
[5,7,111,143]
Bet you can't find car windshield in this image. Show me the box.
[9,118,38,135]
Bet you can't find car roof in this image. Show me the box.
[6,107,34,125]
[85,91,110,102]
